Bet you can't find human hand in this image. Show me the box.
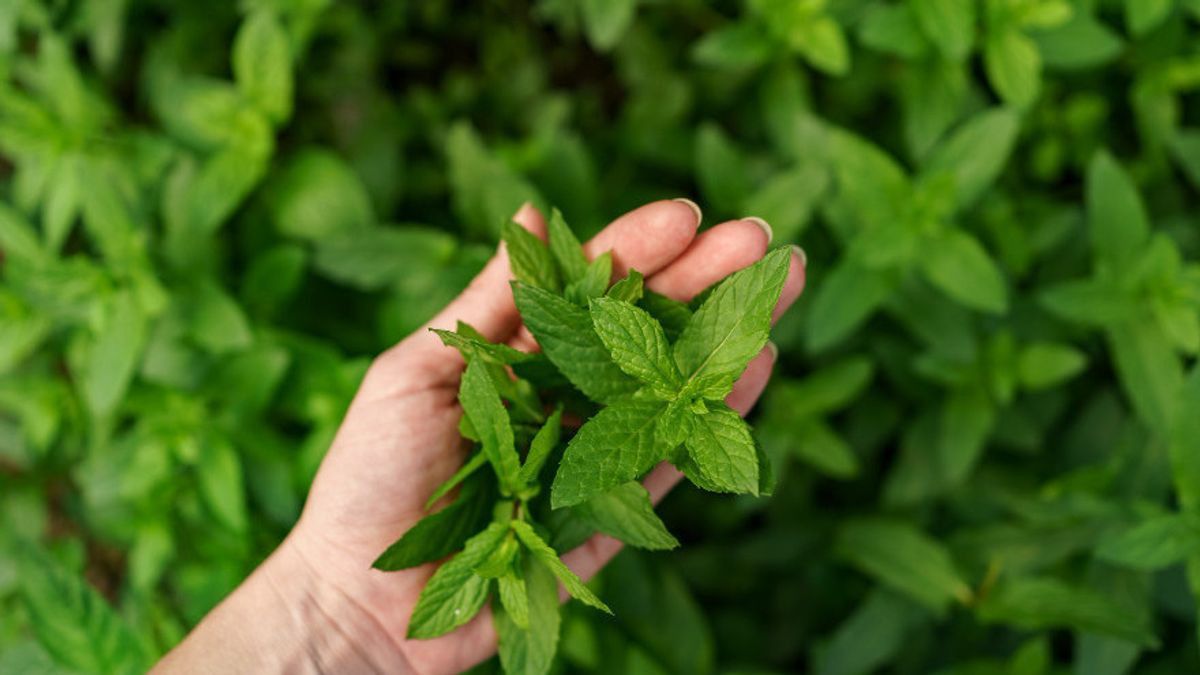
[154,199,806,674]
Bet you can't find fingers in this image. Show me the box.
[584,199,703,277]
[646,217,772,300]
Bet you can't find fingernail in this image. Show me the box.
[672,198,702,226]
[791,244,807,268]
[766,341,779,360]
[512,200,533,221]
[744,216,773,244]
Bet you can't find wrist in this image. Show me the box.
[154,536,411,674]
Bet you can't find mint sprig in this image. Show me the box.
[374,210,787,674]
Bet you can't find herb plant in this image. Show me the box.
[7,0,1200,673]
[372,211,788,673]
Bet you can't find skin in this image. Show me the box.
[154,199,806,674]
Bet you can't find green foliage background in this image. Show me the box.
[4,0,1200,672]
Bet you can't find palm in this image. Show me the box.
[284,201,804,675]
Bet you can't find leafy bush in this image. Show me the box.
[3,0,1200,673]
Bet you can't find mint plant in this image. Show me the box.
[373,210,788,673]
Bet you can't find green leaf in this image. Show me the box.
[814,590,923,675]
[639,291,692,341]
[977,576,1158,647]
[1108,319,1183,432]
[433,323,533,366]
[835,518,971,613]
[546,208,589,284]
[20,548,148,675]
[407,522,508,639]
[807,259,895,351]
[460,359,522,490]
[552,398,667,508]
[512,520,611,613]
[446,122,541,238]
[1125,0,1173,36]
[696,122,750,213]
[270,149,373,242]
[921,108,1020,209]
[315,226,457,290]
[497,571,529,630]
[1032,11,1124,70]
[566,252,613,305]
[495,555,561,675]
[581,0,636,51]
[575,481,679,550]
[183,282,254,355]
[984,28,1041,108]
[692,22,775,68]
[673,247,791,398]
[796,16,850,76]
[233,9,292,125]
[590,296,682,394]
[1097,513,1200,570]
[920,229,1008,313]
[0,203,48,267]
[1017,342,1087,390]
[743,164,829,242]
[374,475,495,570]
[1087,151,1150,270]
[503,220,560,292]
[1040,279,1136,325]
[196,435,248,533]
[936,386,995,486]
[426,452,489,510]
[911,0,975,61]
[790,418,860,479]
[607,269,645,303]
[513,281,638,403]
[680,403,759,495]
[80,291,147,418]
[520,406,563,485]
[859,3,930,59]
[767,357,874,419]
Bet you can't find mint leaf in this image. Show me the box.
[460,359,522,490]
[512,281,639,403]
[835,518,971,614]
[589,296,682,395]
[519,406,563,485]
[920,229,1008,313]
[511,520,611,613]
[976,576,1158,647]
[565,251,612,305]
[673,247,791,399]
[497,571,530,630]
[425,451,488,510]
[407,522,507,638]
[546,208,589,284]
[576,481,679,550]
[495,557,561,675]
[1097,513,1200,570]
[551,398,668,508]
[19,548,150,675]
[607,269,645,303]
[654,395,698,449]
[503,220,560,292]
[678,403,759,494]
[1087,151,1150,271]
[374,475,494,570]
[433,324,532,365]
[233,9,293,125]
[639,290,691,341]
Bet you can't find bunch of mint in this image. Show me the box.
[372,209,789,674]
